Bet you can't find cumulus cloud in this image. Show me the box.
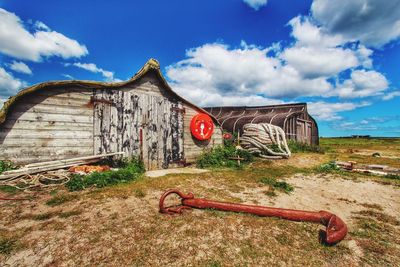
[308,101,370,121]
[382,91,400,100]
[0,67,26,98]
[65,62,120,82]
[243,0,268,10]
[311,0,400,48]
[8,60,32,75]
[333,70,389,98]
[0,8,88,61]
[281,46,358,78]
[166,42,333,104]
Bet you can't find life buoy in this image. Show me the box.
[190,113,214,140]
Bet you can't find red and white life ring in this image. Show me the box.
[190,113,214,140]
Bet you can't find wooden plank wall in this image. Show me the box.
[183,104,223,163]
[94,74,185,170]
[0,87,94,164]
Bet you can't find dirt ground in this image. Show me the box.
[1,138,399,266]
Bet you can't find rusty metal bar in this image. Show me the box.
[159,189,347,245]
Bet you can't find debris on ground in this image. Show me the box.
[0,152,123,191]
[69,165,111,174]
[336,160,400,176]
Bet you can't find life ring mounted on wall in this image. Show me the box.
[190,113,214,140]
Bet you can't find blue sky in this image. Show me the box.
[0,0,399,137]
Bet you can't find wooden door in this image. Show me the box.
[296,119,312,144]
[94,89,184,170]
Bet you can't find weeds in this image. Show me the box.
[196,145,253,169]
[133,188,146,198]
[46,194,78,206]
[58,210,82,218]
[66,158,145,191]
[0,236,18,254]
[0,185,19,194]
[259,177,294,194]
[384,174,400,180]
[288,140,324,153]
[0,160,17,174]
[316,161,341,173]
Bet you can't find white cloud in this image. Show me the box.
[66,62,120,82]
[8,60,32,75]
[0,67,26,97]
[0,8,88,61]
[243,0,268,10]
[166,42,333,102]
[382,91,400,100]
[308,101,370,121]
[62,74,74,80]
[281,46,358,78]
[333,70,388,98]
[311,0,400,48]
[33,21,50,31]
[288,16,344,48]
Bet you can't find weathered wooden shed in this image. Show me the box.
[0,59,223,170]
[204,103,319,145]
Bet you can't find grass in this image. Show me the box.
[259,177,294,194]
[0,236,18,254]
[0,185,20,194]
[196,145,253,169]
[66,157,145,191]
[46,194,78,206]
[1,137,398,265]
[133,188,146,198]
[32,210,82,220]
[288,140,324,153]
[0,160,17,174]
[351,209,400,265]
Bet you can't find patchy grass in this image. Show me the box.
[259,177,294,194]
[0,236,19,254]
[0,160,17,174]
[46,194,78,206]
[133,188,146,198]
[58,210,82,218]
[288,140,324,153]
[1,138,399,266]
[316,161,342,173]
[66,158,145,191]
[196,145,253,169]
[0,185,20,195]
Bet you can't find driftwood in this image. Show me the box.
[335,161,400,176]
[0,152,123,180]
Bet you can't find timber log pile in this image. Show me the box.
[240,123,291,159]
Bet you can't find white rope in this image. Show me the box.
[240,123,291,159]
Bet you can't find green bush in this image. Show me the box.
[196,145,253,169]
[0,160,17,174]
[288,140,324,153]
[66,158,145,191]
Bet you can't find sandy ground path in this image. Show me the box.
[1,173,399,266]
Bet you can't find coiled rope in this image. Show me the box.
[240,123,291,159]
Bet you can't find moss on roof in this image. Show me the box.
[0,58,217,125]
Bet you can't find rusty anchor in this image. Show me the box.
[159,189,348,245]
